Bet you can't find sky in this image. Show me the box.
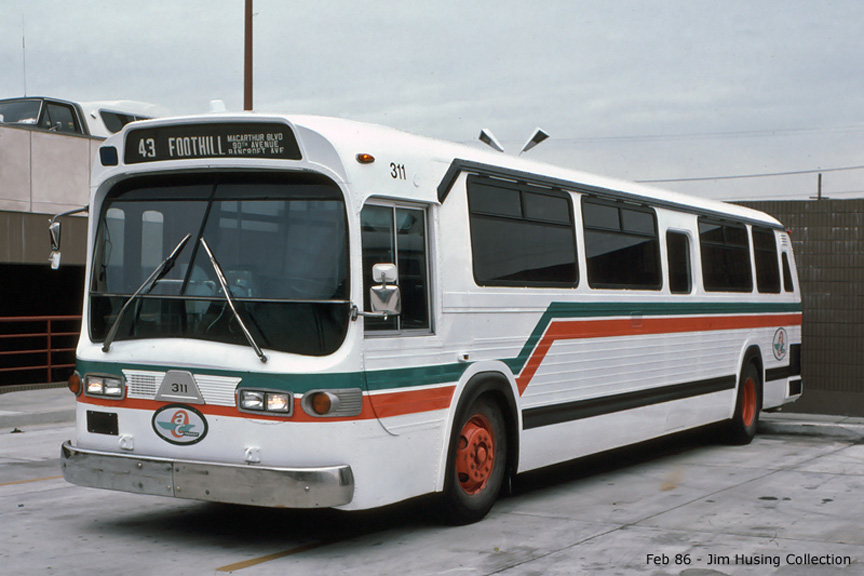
[2,0,864,201]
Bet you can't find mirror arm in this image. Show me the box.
[49,206,89,228]
[350,305,394,321]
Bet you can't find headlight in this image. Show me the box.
[239,390,265,411]
[84,375,125,399]
[238,389,293,416]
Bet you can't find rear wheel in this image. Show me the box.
[726,362,761,445]
[439,395,507,525]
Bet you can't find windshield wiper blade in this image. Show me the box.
[102,234,192,353]
[200,238,268,363]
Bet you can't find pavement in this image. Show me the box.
[2,384,864,440]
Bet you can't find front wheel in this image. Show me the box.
[726,362,762,445]
[439,395,507,525]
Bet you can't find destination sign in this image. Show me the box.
[124,122,302,164]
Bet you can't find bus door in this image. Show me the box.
[359,202,441,429]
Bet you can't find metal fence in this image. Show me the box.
[0,315,80,386]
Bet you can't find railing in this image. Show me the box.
[0,315,81,386]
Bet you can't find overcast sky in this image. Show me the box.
[2,1,864,200]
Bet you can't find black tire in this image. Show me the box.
[726,362,762,445]
[438,394,508,525]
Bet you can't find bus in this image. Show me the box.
[55,113,802,524]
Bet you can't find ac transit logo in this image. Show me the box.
[772,328,789,360]
[152,404,208,445]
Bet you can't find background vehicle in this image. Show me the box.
[0,96,161,137]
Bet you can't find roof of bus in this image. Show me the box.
[286,114,783,229]
[110,112,782,229]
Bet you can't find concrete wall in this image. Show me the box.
[0,124,97,266]
[738,199,864,416]
[0,124,98,215]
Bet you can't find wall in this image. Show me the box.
[1,124,94,385]
[739,199,864,416]
[0,124,98,215]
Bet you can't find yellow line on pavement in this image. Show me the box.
[216,541,333,572]
[0,475,64,487]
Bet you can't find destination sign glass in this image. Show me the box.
[124,122,302,164]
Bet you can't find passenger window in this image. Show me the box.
[753,228,781,293]
[361,204,430,332]
[698,219,752,292]
[467,176,577,287]
[667,231,691,294]
[582,198,660,289]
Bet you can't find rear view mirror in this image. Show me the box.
[49,221,62,269]
[369,263,401,318]
[48,206,88,270]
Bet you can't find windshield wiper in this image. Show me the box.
[200,238,268,363]
[102,234,192,353]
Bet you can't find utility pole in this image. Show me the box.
[244,0,253,111]
[811,172,829,201]
[21,17,27,96]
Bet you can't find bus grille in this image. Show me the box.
[123,369,240,406]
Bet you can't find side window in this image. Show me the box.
[361,204,430,332]
[582,198,660,289]
[753,227,781,293]
[782,253,795,293]
[467,176,577,287]
[698,219,753,292]
[666,231,692,294]
[101,111,150,134]
[41,103,82,134]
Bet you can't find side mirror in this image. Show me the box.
[49,221,62,269]
[369,263,401,318]
[48,206,88,270]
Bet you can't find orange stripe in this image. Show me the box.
[0,475,63,487]
[368,385,456,419]
[516,313,801,394]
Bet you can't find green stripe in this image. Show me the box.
[77,301,801,394]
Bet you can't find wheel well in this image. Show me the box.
[742,345,764,385]
[458,372,520,483]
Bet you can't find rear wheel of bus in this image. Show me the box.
[726,362,762,445]
[439,394,508,525]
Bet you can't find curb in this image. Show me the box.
[759,416,864,441]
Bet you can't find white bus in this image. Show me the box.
[56,114,802,524]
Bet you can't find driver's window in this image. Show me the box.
[361,203,431,333]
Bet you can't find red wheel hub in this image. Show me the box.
[742,377,756,427]
[456,414,495,495]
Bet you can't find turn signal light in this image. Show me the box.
[300,389,362,417]
[356,153,375,164]
[68,372,82,396]
[309,391,337,415]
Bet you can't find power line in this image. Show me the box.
[560,123,864,144]
[637,164,864,184]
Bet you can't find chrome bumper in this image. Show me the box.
[61,441,354,508]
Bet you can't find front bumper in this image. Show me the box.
[61,441,354,508]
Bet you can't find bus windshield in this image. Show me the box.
[90,172,350,356]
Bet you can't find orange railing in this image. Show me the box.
[0,315,81,385]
